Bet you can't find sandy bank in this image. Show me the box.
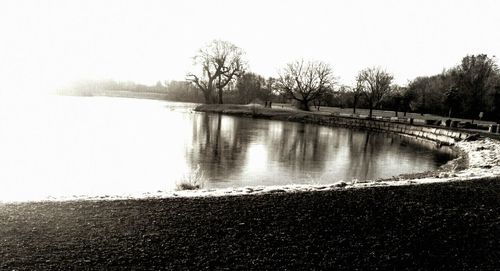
[1,179,499,269]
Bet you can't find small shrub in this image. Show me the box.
[176,165,206,191]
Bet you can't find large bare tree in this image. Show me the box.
[187,40,246,104]
[276,60,335,111]
[356,67,393,118]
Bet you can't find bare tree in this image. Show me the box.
[351,81,364,114]
[356,67,393,118]
[276,60,335,111]
[187,40,246,104]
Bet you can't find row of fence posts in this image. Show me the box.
[437,118,499,134]
[338,114,500,134]
[413,117,500,134]
[488,124,500,133]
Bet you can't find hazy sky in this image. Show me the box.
[1,0,499,95]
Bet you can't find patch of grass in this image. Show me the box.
[176,165,206,191]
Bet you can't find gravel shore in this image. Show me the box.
[1,178,499,270]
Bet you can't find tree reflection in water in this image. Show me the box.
[185,112,454,188]
[0,98,453,201]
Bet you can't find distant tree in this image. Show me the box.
[351,81,364,114]
[402,54,499,120]
[155,81,164,90]
[443,86,460,118]
[407,70,456,116]
[356,67,393,118]
[262,77,277,105]
[490,84,500,121]
[407,76,430,115]
[315,91,334,108]
[455,54,498,119]
[321,85,344,108]
[384,85,406,117]
[187,40,246,104]
[164,81,202,102]
[236,72,266,104]
[401,87,417,116]
[276,60,335,111]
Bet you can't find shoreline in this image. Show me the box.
[2,103,500,269]
[2,178,500,269]
[2,102,498,204]
[184,104,500,196]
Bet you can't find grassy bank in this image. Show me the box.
[195,103,500,141]
[272,103,497,126]
[194,103,311,120]
[1,178,500,270]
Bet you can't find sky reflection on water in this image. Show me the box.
[0,97,453,201]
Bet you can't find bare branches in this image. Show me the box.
[186,40,247,104]
[356,67,393,118]
[275,60,335,111]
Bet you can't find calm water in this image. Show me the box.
[0,96,453,201]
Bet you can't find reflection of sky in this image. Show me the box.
[192,114,453,188]
[0,97,453,201]
[0,97,193,201]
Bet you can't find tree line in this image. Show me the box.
[59,40,499,122]
[187,40,500,121]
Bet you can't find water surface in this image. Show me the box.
[0,97,453,201]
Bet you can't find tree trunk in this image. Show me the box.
[369,106,373,118]
[353,96,358,114]
[217,87,223,104]
[421,90,426,116]
[296,100,310,111]
[203,91,213,104]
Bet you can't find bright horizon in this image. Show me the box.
[1,0,499,96]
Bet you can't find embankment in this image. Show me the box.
[195,104,471,146]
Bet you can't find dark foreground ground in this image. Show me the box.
[1,179,500,270]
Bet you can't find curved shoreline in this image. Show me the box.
[3,103,499,203]
[2,103,500,269]
[168,104,500,198]
[32,102,499,202]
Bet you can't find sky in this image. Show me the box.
[0,0,499,96]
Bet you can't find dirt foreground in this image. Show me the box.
[1,178,500,270]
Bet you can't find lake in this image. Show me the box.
[0,96,453,201]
